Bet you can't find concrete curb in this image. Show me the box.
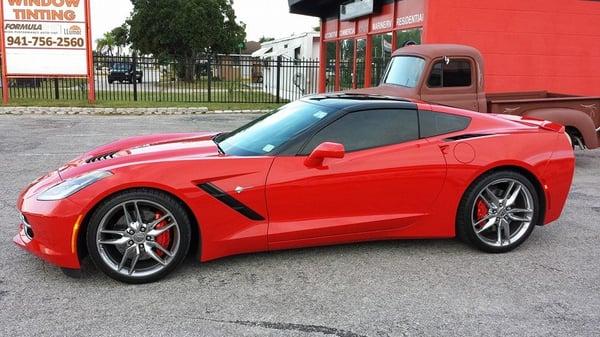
[0,107,271,115]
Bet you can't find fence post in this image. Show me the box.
[276,56,282,103]
[132,52,138,102]
[207,56,212,103]
[54,78,59,100]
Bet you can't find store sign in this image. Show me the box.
[340,0,374,21]
[1,0,91,75]
[397,13,424,27]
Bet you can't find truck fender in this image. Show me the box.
[524,108,598,149]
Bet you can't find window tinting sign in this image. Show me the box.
[340,0,374,21]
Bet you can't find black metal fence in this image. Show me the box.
[0,54,320,104]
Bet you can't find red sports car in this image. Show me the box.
[14,95,575,283]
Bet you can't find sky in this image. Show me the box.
[90,0,319,46]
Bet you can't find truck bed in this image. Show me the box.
[486,91,600,148]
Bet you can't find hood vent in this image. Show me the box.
[86,151,118,163]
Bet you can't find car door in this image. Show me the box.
[265,108,447,249]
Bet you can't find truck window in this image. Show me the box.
[427,60,472,88]
[419,110,471,138]
[382,56,426,88]
[301,109,419,154]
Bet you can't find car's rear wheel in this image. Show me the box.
[457,171,540,253]
[86,189,191,283]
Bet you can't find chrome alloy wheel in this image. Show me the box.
[95,200,181,277]
[471,178,535,248]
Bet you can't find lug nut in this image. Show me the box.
[128,230,135,235]
[140,227,146,232]
[146,236,152,241]
[128,240,134,246]
[139,244,144,249]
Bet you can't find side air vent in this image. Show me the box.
[444,134,491,142]
[86,152,118,163]
[198,183,265,221]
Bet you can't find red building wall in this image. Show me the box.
[425,0,600,96]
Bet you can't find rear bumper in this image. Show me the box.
[540,135,576,225]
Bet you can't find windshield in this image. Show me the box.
[382,56,426,88]
[215,101,334,156]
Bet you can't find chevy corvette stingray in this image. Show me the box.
[15,95,575,283]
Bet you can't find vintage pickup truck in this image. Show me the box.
[355,44,600,149]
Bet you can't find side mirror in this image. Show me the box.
[304,142,345,168]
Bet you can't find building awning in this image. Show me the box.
[288,0,340,17]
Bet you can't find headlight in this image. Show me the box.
[37,171,112,201]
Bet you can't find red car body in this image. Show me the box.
[14,99,575,271]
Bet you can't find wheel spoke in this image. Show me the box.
[100,229,125,236]
[502,222,511,245]
[146,246,167,266]
[475,215,497,233]
[134,201,144,223]
[123,204,133,224]
[99,237,130,246]
[148,214,171,230]
[508,214,532,222]
[148,222,176,237]
[118,245,137,271]
[149,241,173,257]
[483,188,500,207]
[128,247,141,275]
[496,223,503,245]
[503,181,516,202]
[506,185,522,206]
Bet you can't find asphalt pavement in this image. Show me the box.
[0,115,598,337]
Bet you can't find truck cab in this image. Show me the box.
[355,44,600,149]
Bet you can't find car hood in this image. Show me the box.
[58,132,221,180]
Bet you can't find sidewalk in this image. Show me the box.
[0,107,271,115]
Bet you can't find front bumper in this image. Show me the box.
[13,197,84,269]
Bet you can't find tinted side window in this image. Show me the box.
[427,60,472,88]
[302,109,419,154]
[419,110,471,138]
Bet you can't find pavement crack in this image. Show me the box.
[206,318,368,337]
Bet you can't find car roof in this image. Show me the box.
[301,93,418,111]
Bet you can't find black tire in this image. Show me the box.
[456,170,540,253]
[86,189,192,284]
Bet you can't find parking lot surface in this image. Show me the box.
[0,115,598,337]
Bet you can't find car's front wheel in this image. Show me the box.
[86,189,191,283]
[457,171,540,253]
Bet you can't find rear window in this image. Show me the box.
[419,110,471,138]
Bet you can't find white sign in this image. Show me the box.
[2,0,89,76]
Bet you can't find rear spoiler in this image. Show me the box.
[492,114,565,133]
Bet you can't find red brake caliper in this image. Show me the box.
[475,198,489,229]
[153,212,171,257]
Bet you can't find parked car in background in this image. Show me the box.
[357,44,600,150]
[108,63,143,84]
[14,95,574,283]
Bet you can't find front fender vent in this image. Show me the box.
[198,183,265,221]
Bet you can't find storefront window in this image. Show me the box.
[355,38,367,88]
[371,32,393,85]
[395,28,423,49]
[325,42,337,92]
[340,39,355,90]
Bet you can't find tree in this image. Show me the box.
[95,31,116,56]
[111,23,130,55]
[259,36,275,43]
[128,0,246,82]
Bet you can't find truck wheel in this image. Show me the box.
[457,170,540,253]
[566,127,586,150]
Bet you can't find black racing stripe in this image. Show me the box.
[198,183,265,221]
